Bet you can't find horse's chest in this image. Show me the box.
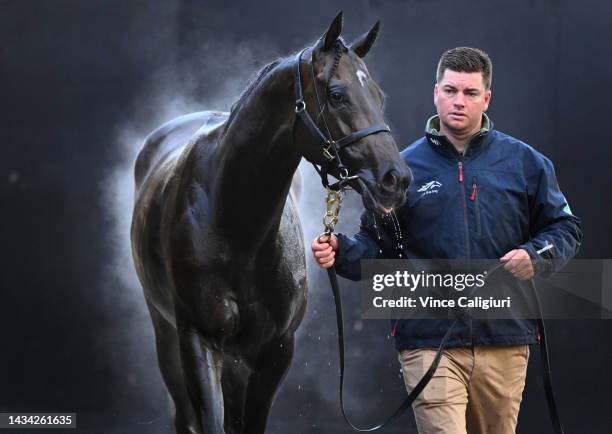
[228,241,307,341]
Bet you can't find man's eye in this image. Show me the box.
[330,91,344,102]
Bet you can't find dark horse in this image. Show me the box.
[131,13,411,434]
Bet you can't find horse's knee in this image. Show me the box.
[212,296,239,336]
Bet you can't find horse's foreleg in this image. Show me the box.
[147,303,201,434]
[220,358,249,434]
[178,324,225,434]
[243,333,295,434]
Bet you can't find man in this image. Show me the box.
[311,47,582,434]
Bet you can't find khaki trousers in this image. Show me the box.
[398,345,530,434]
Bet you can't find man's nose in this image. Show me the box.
[453,92,466,107]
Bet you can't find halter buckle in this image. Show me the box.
[323,140,336,161]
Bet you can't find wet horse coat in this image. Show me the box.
[132,107,306,432]
[131,13,410,434]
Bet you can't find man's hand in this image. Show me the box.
[311,233,338,269]
[500,249,534,280]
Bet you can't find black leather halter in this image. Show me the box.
[293,48,391,190]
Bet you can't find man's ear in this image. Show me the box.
[349,21,380,58]
[483,89,492,111]
[320,11,343,51]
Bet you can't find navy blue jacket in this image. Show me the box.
[335,116,582,350]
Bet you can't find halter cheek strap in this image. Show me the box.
[293,48,391,190]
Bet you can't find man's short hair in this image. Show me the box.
[436,47,492,90]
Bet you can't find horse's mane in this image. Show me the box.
[220,39,350,137]
[221,58,282,135]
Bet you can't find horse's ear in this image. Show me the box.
[349,21,380,58]
[321,11,343,51]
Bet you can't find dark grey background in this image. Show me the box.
[1,0,611,433]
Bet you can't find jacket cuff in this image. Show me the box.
[335,233,350,261]
[517,242,552,277]
[334,233,358,280]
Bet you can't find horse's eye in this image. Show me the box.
[329,91,344,103]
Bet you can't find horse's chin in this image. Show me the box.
[353,178,399,216]
[371,201,396,216]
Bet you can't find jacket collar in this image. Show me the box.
[425,113,493,159]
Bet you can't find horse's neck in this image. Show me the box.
[208,63,301,251]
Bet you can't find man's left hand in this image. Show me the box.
[500,249,534,280]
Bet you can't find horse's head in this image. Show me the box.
[294,12,411,214]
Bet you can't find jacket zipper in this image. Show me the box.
[471,176,481,236]
[458,159,472,344]
[458,161,470,258]
[391,319,399,337]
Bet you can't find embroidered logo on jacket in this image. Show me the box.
[417,180,442,196]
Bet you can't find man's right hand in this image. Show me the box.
[311,233,338,269]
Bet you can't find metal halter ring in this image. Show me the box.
[338,167,349,180]
[295,99,306,113]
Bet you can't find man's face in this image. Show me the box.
[434,69,491,136]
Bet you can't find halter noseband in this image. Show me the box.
[293,48,391,191]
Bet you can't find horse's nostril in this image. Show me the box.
[382,169,399,188]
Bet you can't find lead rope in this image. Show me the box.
[323,198,565,433]
[533,279,565,434]
[323,193,454,431]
